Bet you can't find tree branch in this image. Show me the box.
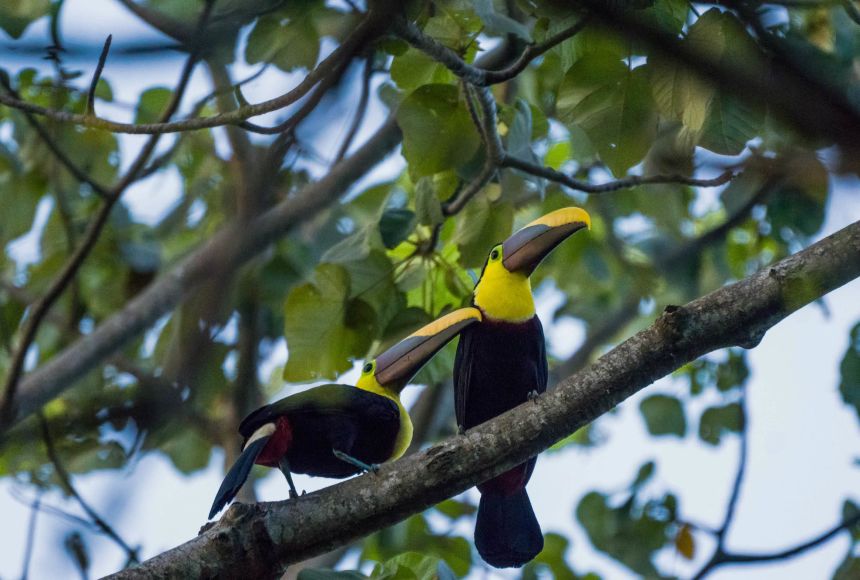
[0,10,387,135]
[39,413,140,564]
[692,512,860,579]
[574,0,860,152]
[0,117,402,433]
[503,155,737,194]
[104,220,860,578]
[393,15,591,86]
[85,35,112,117]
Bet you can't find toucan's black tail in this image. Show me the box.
[474,489,543,568]
[208,437,269,519]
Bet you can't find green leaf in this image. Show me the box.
[700,92,765,155]
[379,209,416,249]
[391,48,454,91]
[283,264,374,381]
[558,54,657,175]
[698,402,743,445]
[246,7,320,72]
[716,351,749,392]
[372,552,457,580]
[159,428,212,474]
[135,87,172,124]
[453,196,513,269]
[434,498,477,520]
[414,177,444,227]
[576,490,670,576]
[397,84,481,178]
[640,394,686,437]
[632,460,656,488]
[766,152,829,238]
[0,0,50,39]
[839,322,860,421]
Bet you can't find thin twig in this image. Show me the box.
[85,35,112,117]
[20,492,42,580]
[503,155,737,194]
[0,12,384,135]
[440,85,503,215]
[39,413,140,564]
[394,15,591,86]
[719,392,748,542]
[334,55,373,162]
[692,512,860,579]
[238,55,348,135]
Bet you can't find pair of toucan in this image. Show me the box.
[208,207,591,569]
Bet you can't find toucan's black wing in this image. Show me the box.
[453,322,477,430]
[239,384,399,439]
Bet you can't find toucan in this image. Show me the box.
[454,207,591,568]
[208,307,481,519]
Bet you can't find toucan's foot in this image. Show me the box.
[458,424,466,436]
[288,489,299,500]
[527,390,540,403]
[333,449,378,474]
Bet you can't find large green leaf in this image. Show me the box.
[453,195,513,268]
[397,84,481,178]
[371,552,457,580]
[246,5,321,72]
[558,53,657,175]
[640,395,686,437]
[0,0,50,39]
[576,490,673,577]
[283,264,375,381]
[698,402,743,445]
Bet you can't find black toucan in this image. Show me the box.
[209,307,481,519]
[454,207,591,568]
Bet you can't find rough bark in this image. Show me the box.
[107,220,860,579]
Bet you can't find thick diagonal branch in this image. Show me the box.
[106,220,860,579]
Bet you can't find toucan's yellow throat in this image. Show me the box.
[473,207,591,322]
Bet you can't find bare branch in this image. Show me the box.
[39,413,140,564]
[503,155,737,194]
[20,492,41,580]
[0,12,386,135]
[574,0,860,151]
[85,35,112,117]
[335,55,373,163]
[692,512,860,579]
[104,219,860,578]
[393,15,591,86]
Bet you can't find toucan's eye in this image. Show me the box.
[363,362,373,374]
[490,248,500,261]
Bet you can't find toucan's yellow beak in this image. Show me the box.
[374,307,482,390]
[501,207,591,276]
